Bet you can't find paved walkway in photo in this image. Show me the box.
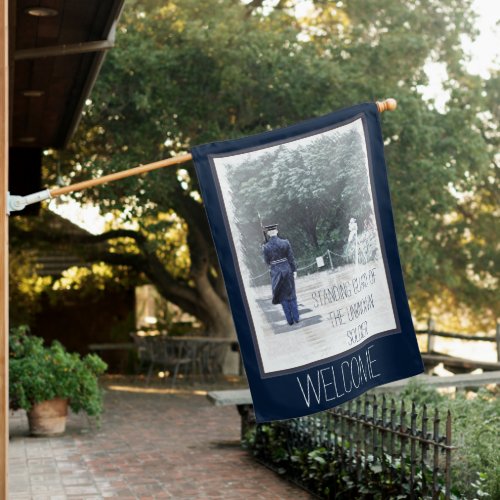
[9,379,311,499]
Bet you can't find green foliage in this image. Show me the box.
[398,382,499,498]
[400,378,446,407]
[443,390,500,499]
[9,326,108,417]
[43,0,498,329]
[8,248,52,327]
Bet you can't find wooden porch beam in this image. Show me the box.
[0,0,9,496]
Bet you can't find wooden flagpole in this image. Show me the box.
[50,153,193,197]
[49,99,397,199]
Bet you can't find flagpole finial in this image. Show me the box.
[376,98,397,113]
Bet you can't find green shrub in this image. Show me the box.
[400,381,499,498]
[444,390,499,499]
[9,326,108,418]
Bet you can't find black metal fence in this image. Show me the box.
[252,394,453,499]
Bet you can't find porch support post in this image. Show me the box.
[0,0,9,496]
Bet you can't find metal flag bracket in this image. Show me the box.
[7,189,52,215]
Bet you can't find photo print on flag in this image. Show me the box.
[192,102,423,422]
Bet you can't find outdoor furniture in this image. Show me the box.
[200,342,229,378]
[207,389,254,439]
[131,332,239,383]
[166,336,207,381]
[166,335,239,380]
[88,342,136,373]
[88,342,135,352]
[130,333,192,386]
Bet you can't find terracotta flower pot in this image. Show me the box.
[27,397,69,436]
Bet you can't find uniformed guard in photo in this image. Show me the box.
[262,224,300,326]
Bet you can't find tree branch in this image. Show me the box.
[10,224,146,249]
[87,247,211,323]
[89,251,148,269]
[91,229,147,245]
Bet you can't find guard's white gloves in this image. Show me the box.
[293,272,297,279]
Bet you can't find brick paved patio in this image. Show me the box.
[9,378,311,499]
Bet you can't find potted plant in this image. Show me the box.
[9,326,107,436]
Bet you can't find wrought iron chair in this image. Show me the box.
[160,337,192,386]
[131,333,192,386]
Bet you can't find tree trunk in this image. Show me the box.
[193,272,236,338]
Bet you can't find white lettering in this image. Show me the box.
[367,345,380,378]
[297,372,322,408]
[320,368,336,401]
[341,361,352,393]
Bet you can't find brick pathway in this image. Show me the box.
[9,380,311,499]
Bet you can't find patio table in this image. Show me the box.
[166,336,239,379]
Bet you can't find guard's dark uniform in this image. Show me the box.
[262,235,300,325]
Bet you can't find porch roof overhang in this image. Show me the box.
[10,0,125,150]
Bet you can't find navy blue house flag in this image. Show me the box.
[191,102,424,422]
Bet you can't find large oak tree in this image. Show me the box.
[34,0,497,334]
